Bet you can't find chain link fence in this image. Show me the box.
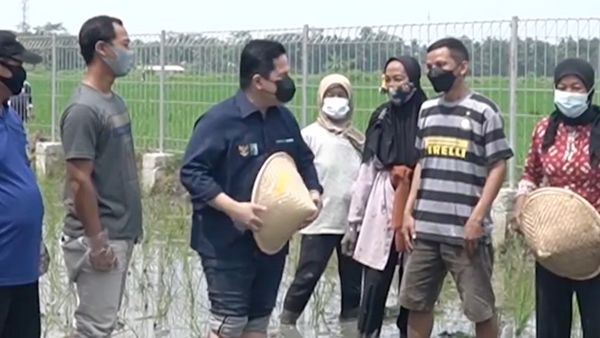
[17,17,600,187]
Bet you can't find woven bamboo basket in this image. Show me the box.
[520,187,600,280]
[251,152,317,255]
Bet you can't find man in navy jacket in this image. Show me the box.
[180,39,322,338]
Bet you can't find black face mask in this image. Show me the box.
[274,76,296,103]
[427,67,457,93]
[0,62,27,95]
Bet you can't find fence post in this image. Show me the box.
[508,16,519,189]
[51,34,57,142]
[159,30,166,153]
[301,24,309,127]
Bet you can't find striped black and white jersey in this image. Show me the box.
[413,92,514,245]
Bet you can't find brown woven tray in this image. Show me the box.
[520,187,600,280]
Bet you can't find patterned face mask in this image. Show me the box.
[388,86,416,106]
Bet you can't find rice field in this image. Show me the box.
[25,70,594,337]
[35,165,582,338]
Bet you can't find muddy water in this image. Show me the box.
[36,178,573,338]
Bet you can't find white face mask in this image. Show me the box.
[321,97,350,120]
[554,89,591,118]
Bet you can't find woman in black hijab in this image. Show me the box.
[513,58,600,338]
[343,56,427,338]
[362,56,427,170]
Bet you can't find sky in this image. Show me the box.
[3,0,598,35]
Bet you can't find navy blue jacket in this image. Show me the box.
[180,91,322,258]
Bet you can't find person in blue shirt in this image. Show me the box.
[180,39,323,338]
[0,30,44,338]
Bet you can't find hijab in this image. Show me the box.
[316,73,365,152]
[362,56,427,168]
[542,58,600,163]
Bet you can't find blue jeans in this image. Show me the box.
[200,248,286,319]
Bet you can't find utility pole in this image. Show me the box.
[427,11,431,44]
[19,0,29,33]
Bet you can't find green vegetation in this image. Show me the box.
[26,71,569,168]
[18,20,600,166]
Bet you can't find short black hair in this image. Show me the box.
[239,39,287,90]
[427,37,470,63]
[78,15,123,65]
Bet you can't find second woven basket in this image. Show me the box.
[520,187,600,280]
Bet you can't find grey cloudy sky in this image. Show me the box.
[3,0,597,35]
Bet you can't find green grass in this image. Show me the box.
[24,70,581,166]
[498,235,536,336]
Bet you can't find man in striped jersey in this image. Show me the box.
[398,38,513,338]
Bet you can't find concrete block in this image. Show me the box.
[35,141,63,177]
[491,187,517,248]
[141,152,173,192]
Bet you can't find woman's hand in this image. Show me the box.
[390,166,404,188]
[341,222,359,256]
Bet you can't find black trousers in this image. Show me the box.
[0,282,40,338]
[536,263,600,338]
[283,234,362,316]
[358,245,408,338]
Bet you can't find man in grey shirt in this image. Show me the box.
[59,15,142,337]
